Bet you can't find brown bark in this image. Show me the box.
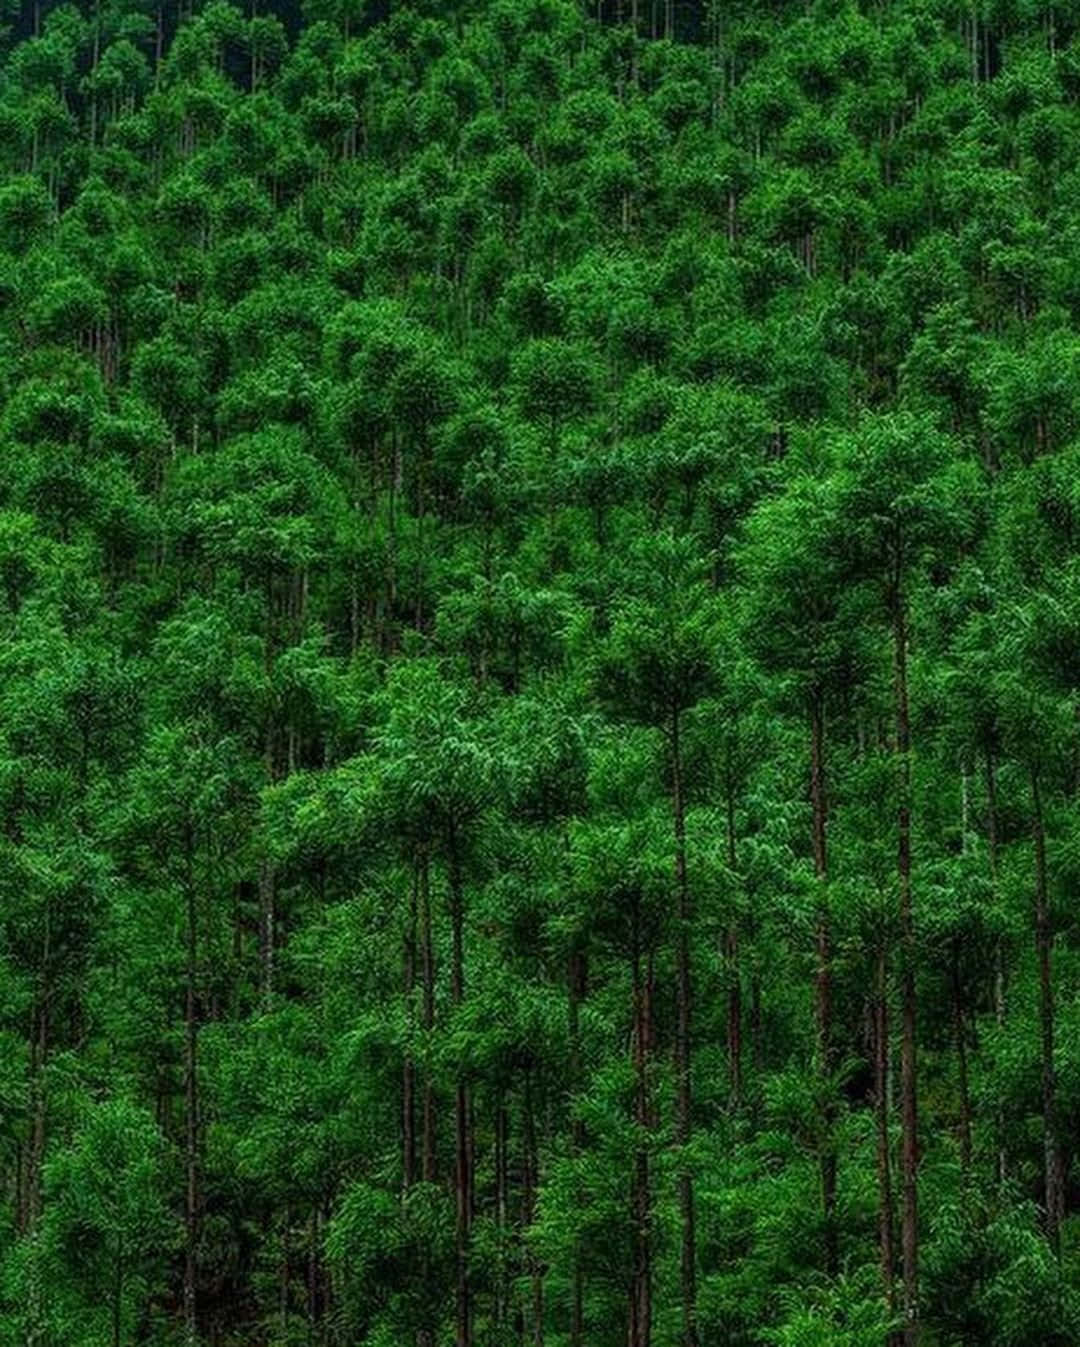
[523,1068,545,1347]
[184,826,199,1347]
[260,570,280,1008]
[112,1237,123,1347]
[1031,767,1064,1249]
[495,1091,509,1332]
[308,1206,320,1341]
[568,946,587,1347]
[950,940,972,1171]
[279,1208,291,1340]
[258,854,275,1007]
[750,963,763,1076]
[449,833,472,1347]
[415,448,427,634]
[628,924,653,1347]
[27,993,46,1232]
[725,925,741,1108]
[893,590,918,1347]
[671,709,697,1347]
[875,946,898,1331]
[810,690,838,1277]
[986,751,1007,1187]
[420,851,436,1185]
[26,983,48,1347]
[724,775,741,1109]
[403,859,418,1193]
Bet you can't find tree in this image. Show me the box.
[2,3,1080,1345]
[832,413,978,1345]
[740,463,875,1285]
[375,661,500,1347]
[595,532,716,1347]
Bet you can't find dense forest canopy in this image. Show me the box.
[2,0,1080,1344]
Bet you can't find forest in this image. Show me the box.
[2,0,1080,1343]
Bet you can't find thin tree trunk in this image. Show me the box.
[28,996,46,1231]
[260,575,278,1007]
[568,945,587,1347]
[810,689,838,1276]
[893,589,918,1346]
[417,857,435,1347]
[415,447,426,634]
[403,859,418,1194]
[724,773,742,1109]
[26,981,48,1347]
[308,1206,320,1343]
[1031,767,1064,1249]
[113,1239,123,1347]
[279,1207,291,1341]
[950,939,972,1170]
[671,708,697,1346]
[986,750,1007,1187]
[523,1068,545,1347]
[495,1090,509,1332]
[449,832,472,1347]
[875,945,898,1332]
[420,850,436,1185]
[629,921,653,1347]
[258,855,275,1006]
[750,961,763,1076]
[387,431,400,652]
[184,826,199,1347]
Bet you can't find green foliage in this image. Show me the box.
[0,1,1078,1345]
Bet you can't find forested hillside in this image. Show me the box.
[3,0,1080,1343]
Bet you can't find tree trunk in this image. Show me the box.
[893,590,918,1346]
[113,1238,123,1347]
[568,945,587,1347]
[724,773,741,1109]
[26,982,48,1347]
[258,855,275,1006]
[875,945,898,1333]
[1031,766,1064,1249]
[413,882,432,1347]
[495,1090,509,1332]
[523,1067,544,1347]
[184,827,199,1347]
[420,850,436,1185]
[950,939,972,1171]
[750,959,763,1077]
[279,1208,291,1341]
[403,859,418,1193]
[986,750,1007,1187]
[629,923,653,1347]
[810,689,837,1277]
[415,445,427,634]
[308,1206,321,1344]
[449,832,472,1347]
[670,708,697,1347]
[28,996,46,1232]
[260,575,278,1007]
